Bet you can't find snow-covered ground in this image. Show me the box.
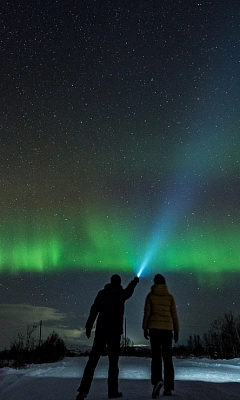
[1,356,240,400]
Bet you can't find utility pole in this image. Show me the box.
[124,317,127,352]
[39,320,42,347]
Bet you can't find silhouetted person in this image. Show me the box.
[76,274,139,400]
[142,274,179,398]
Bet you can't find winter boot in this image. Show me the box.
[152,381,163,398]
[163,390,172,396]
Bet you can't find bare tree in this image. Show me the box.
[203,312,240,359]
[26,324,38,351]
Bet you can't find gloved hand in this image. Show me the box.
[174,331,179,344]
[144,329,149,340]
[86,326,91,339]
[133,276,140,284]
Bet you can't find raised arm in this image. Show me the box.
[123,276,139,300]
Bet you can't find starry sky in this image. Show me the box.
[0,0,240,350]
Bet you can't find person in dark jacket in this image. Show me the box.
[76,274,139,400]
[142,274,179,398]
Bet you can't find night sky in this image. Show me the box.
[0,0,240,350]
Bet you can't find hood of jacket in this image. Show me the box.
[150,283,169,296]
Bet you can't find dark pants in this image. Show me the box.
[149,329,174,391]
[78,333,121,396]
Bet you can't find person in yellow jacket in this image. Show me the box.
[142,274,179,398]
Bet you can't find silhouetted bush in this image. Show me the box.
[0,328,67,367]
[37,331,66,363]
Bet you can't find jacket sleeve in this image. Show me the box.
[142,294,151,329]
[85,291,102,330]
[123,278,139,300]
[171,296,180,332]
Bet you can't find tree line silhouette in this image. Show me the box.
[1,311,240,368]
[0,325,66,367]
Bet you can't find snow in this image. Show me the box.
[1,356,240,400]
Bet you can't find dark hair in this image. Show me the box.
[111,274,121,285]
[154,274,166,284]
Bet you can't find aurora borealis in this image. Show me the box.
[1,209,239,276]
[0,0,240,349]
[0,128,238,276]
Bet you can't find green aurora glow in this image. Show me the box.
[0,206,239,277]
